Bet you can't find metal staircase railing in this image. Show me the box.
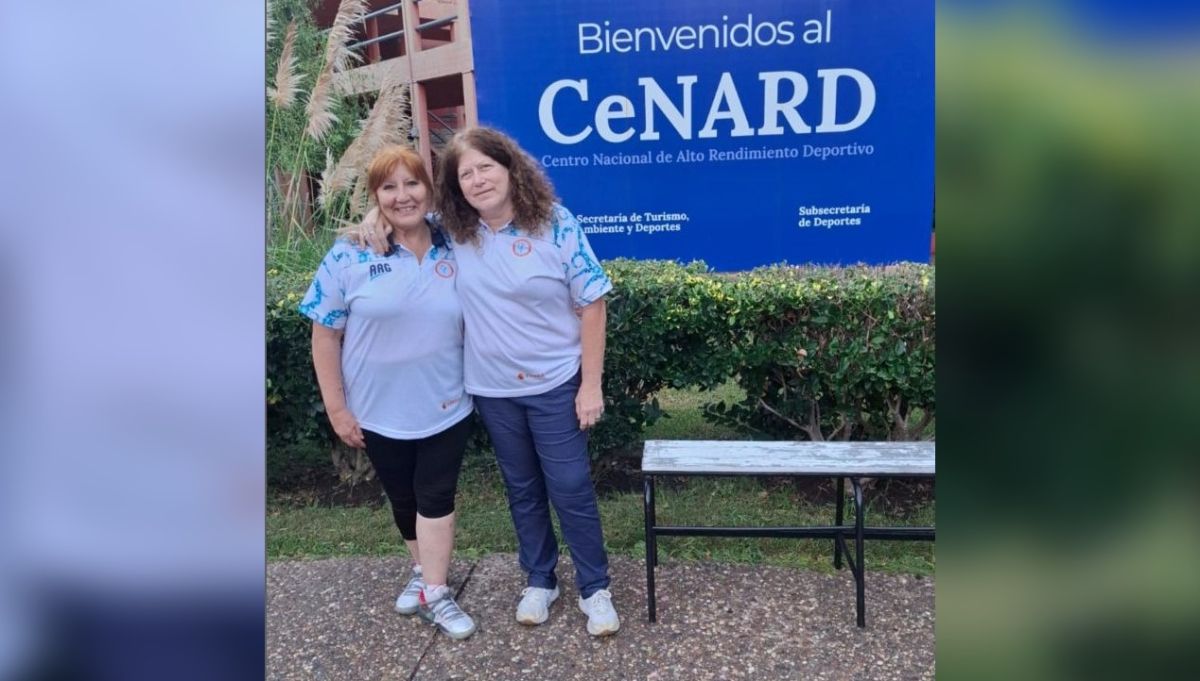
[318,2,458,56]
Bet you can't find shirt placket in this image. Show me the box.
[390,249,423,298]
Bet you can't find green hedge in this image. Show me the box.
[267,260,934,486]
[702,264,935,441]
[267,274,330,483]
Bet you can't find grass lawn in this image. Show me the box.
[640,382,746,440]
[268,383,935,575]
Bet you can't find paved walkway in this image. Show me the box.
[268,554,934,680]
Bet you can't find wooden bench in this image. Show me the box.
[642,440,935,627]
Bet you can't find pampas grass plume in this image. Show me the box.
[268,21,304,109]
[304,0,369,142]
[323,79,412,213]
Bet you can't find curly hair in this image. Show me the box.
[435,127,559,245]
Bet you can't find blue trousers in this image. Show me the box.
[473,373,611,598]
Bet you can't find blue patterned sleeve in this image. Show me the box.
[551,205,613,307]
[298,242,351,329]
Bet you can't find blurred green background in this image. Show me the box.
[937,2,1200,678]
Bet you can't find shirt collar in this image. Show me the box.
[478,219,518,236]
[384,219,445,257]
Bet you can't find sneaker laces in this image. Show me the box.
[401,573,425,598]
[426,593,471,625]
[521,586,557,605]
[583,589,615,615]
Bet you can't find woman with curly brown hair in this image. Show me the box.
[361,127,619,637]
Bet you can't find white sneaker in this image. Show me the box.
[419,585,477,640]
[515,585,560,625]
[394,570,425,615]
[578,589,620,636]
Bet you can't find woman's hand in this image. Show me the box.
[576,382,605,430]
[328,407,365,449]
[350,207,392,255]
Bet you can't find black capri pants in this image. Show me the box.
[362,416,472,541]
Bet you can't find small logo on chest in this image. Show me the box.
[435,261,455,279]
[512,238,533,257]
[368,262,393,280]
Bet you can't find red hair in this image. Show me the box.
[366,145,433,200]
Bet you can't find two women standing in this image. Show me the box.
[302,127,619,639]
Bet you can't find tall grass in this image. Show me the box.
[268,225,337,279]
[267,0,415,276]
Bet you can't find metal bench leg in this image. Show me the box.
[644,475,658,623]
[834,476,845,569]
[649,477,659,568]
[852,477,866,627]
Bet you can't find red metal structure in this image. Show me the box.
[314,0,477,173]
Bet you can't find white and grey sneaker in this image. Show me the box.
[578,589,620,636]
[419,586,477,640]
[394,570,425,615]
[515,586,560,625]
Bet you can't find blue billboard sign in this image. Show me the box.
[468,0,933,271]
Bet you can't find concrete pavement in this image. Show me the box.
[268,554,934,680]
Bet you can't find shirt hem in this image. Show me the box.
[357,405,473,440]
[465,362,580,398]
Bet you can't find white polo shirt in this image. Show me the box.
[298,233,473,439]
[454,204,613,397]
